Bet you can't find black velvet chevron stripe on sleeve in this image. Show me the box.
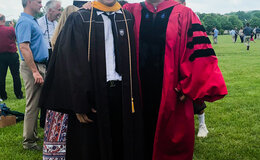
[189,48,216,61]
[187,36,211,49]
[188,24,206,37]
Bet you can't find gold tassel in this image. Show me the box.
[131,98,135,113]
[122,9,135,114]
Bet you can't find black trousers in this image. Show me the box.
[66,81,123,160]
[141,78,162,160]
[66,113,100,160]
[193,102,207,114]
[235,34,238,42]
[240,36,244,43]
[40,48,52,128]
[0,52,23,99]
[107,81,124,160]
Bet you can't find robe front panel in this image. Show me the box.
[154,7,195,160]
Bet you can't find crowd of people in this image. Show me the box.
[225,24,258,50]
[211,23,258,51]
[1,0,228,159]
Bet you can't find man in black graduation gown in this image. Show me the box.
[38,0,143,159]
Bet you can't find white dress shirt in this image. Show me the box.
[97,10,122,82]
[37,15,57,49]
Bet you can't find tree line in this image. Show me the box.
[11,10,260,35]
[197,10,260,34]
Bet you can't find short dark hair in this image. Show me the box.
[22,0,29,8]
[246,23,250,27]
[0,14,5,21]
[22,0,36,8]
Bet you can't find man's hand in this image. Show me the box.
[76,108,96,123]
[33,71,44,85]
[82,2,92,10]
[175,88,186,102]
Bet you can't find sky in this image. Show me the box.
[0,0,260,20]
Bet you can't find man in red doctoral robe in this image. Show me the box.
[123,0,228,160]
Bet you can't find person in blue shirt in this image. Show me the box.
[230,29,236,43]
[15,0,48,151]
[213,27,219,44]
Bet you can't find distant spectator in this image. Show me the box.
[37,0,61,60]
[250,33,256,43]
[239,27,244,43]
[253,27,257,39]
[15,0,48,151]
[230,29,236,43]
[37,0,61,129]
[234,27,238,43]
[0,13,23,101]
[256,27,260,39]
[243,23,253,50]
[213,27,219,44]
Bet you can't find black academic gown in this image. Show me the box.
[38,9,143,160]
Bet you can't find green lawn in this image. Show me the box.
[0,35,259,160]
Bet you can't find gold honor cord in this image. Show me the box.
[121,8,135,114]
[88,6,94,62]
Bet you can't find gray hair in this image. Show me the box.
[22,0,34,8]
[45,0,61,12]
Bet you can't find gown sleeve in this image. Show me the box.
[177,8,228,102]
[39,10,94,114]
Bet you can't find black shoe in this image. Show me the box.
[24,145,42,151]
[35,137,41,142]
[0,96,7,101]
[16,95,24,99]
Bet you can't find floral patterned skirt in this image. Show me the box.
[43,110,68,160]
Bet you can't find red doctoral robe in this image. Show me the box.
[124,1,228,160]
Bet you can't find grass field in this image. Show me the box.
[0,35,259,160]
